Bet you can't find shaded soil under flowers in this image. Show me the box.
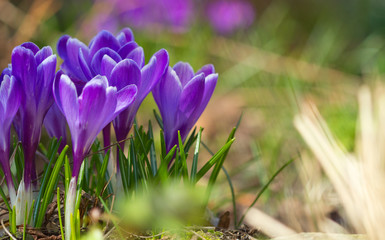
[0,191,264,240]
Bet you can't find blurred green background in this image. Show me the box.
[1,0,384,232]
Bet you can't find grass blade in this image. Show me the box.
[195,139,235,183]
[153,109,164,129]
[23,202,28,240]
[190,128,203,184]
[57,188,64,240]
[33,138,62,225]
[35,145,68,227]
[177,131,189,182]
[96,150,110,197]
[0,185,11,212]
[148,121,157,176]
[237,158,294,227]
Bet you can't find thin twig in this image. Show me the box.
[85,137,133,158]
[1,219,17,240]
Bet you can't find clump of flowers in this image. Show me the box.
[0,27,233,240]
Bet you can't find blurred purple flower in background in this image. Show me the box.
[119,0,193,31]
[0,75,21,206]
[91,0,193,33]
[152,62,218,152]
[88,0,255,35]
[206,0,255,34]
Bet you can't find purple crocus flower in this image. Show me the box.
[0,75,21,206]
[53,73,137,179]
[1,42,56,224]
[152,62,218,152]
[5,42,56,190]
[44,101,67,152]
[57,29,168,156]
[57,28,134,84]
[53,73,137,240]
[108,50,169,154]
[57,28,136,149]
[206,0,255,35]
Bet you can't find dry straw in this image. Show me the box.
[294,85,385,240]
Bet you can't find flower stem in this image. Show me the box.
[65,177,77,240]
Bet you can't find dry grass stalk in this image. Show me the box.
[242,206,296,238]
[294,85,385,240]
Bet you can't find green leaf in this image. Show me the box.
[96,150,110,197]
[0,185,11,212]
[119,146,130,196]
[64,156,71,198]
[28,200,35,225]
[148,121,157,177]
[177,131,189,182]
[155,145,177,183]
[75,161,86,212]
[183,127,198,153]
[11,205,16,234]
[57,188,64,240]
[23,202,28,240]
[205,128,237,201]
[195,139,235,183]
[190,128,203,184]
[33,138,62,226]
[35,145,69,227]
[153,109,164,129]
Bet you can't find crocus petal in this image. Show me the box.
[57,35,70,60]
[140,49,169,103]
[2,76,20,126]
[191,73,218,121]
[118,42,139,59]
[173,62,194,87]
[58,75,79,132]
[11,46,37,100]
[36,55,56,114]
[110,59,141,91]
[100,55,117,78]
[78,49,93,80]
[91,48,122,74]
[127,47,145,68]
[115,84,137,114]
[116,28,134,46]
[66,38,90,81]
[178,73,205,118]
[78,76,109,127]
[35,47,54,66]
[1,67,12,80]
[0,75,12,109]
[89,30,120,59]
[196,64,215,77]
[99,86,119,128]
[44,103,67,150]
[153,67,182,131]
[53,71,64,112]
[20,42,39,54]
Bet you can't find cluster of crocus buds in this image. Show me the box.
[0,28,217,238]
